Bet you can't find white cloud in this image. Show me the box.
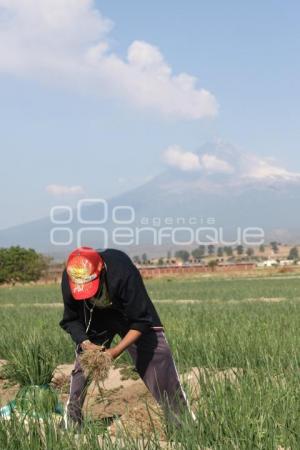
[162,142,300,181]
[46,184,84,195]
[163,145,233,173]
[240,154,300,181]
[201,154,233,174]
[163,145,202,171]
[0,0,218,120]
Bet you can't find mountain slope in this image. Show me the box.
[1,141,300,256]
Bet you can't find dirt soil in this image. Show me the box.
[1,359,244,440]
[0,359,19,406]
[52,363,158,426]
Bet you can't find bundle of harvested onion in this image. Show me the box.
[79,347,112,385]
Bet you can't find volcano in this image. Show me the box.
[1,140,300,257]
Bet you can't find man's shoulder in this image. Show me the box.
[99,248,132,263]
[99,248,136,274]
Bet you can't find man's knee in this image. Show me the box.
[71,366,84,376]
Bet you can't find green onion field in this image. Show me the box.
[1,274,300,449]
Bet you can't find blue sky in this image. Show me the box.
[0,0,299,229]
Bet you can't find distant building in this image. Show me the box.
[279,259,294,266]
[257,259,278,268]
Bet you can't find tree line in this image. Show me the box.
[0,246,50,284]
[133,243,299,264]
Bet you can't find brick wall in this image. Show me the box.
[139,264,256,278]
[43,263,256,282]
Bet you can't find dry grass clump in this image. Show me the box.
[79,348,112,385]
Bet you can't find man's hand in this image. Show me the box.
[105,347,121,360]
[105,330,142,360]
[80,340,102,351]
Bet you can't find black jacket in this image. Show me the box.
[59,249,162,345]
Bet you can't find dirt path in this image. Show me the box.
[154,297,287,304]
[0,297,291,308]
[0,303,63,307]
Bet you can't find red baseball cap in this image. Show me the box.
[66,247,104,300]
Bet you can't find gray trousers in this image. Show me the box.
[66,330,195,427]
